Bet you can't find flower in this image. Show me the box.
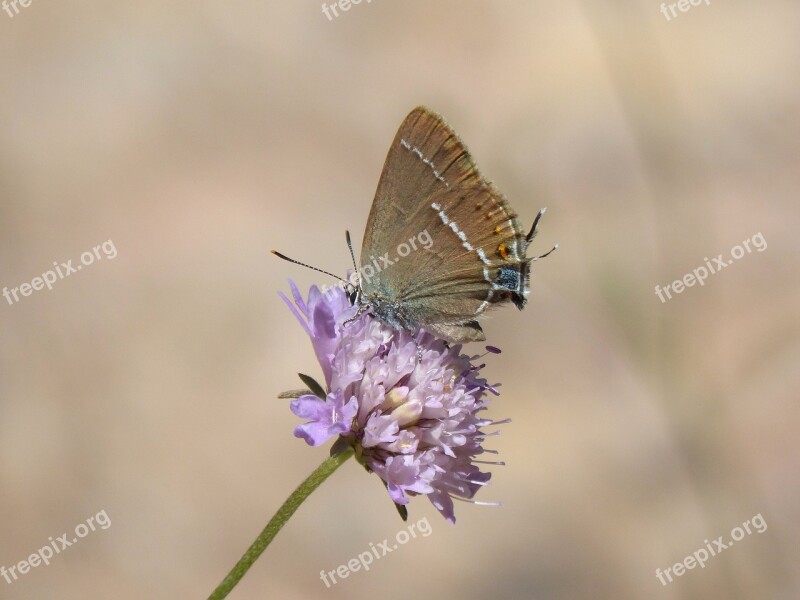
[279,281,505,523]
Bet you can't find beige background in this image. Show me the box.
[1,1,798,599]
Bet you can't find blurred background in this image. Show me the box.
[1,1,798,598]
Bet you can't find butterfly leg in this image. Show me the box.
[342,303,370,328]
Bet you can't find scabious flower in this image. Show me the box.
[279,280,505,523]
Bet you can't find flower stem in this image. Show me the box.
[207,448,354,599]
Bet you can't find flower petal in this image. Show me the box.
[289,390,355,447]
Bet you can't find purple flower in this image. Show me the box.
[279,281,505,523]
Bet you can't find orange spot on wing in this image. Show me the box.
[498,243,509,260]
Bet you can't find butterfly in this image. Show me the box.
[275,106,555,343]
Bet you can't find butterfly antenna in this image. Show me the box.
[271,250,350,285]
[345,230,362,289]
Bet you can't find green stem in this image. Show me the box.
[208,448,354,599]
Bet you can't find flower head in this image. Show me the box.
[280,281,505,523]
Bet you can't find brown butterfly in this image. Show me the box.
[352,106,556,343]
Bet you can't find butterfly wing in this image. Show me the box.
[361,107,483,265]
[360,107,533,343]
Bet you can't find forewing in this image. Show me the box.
[361,106,483,268]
